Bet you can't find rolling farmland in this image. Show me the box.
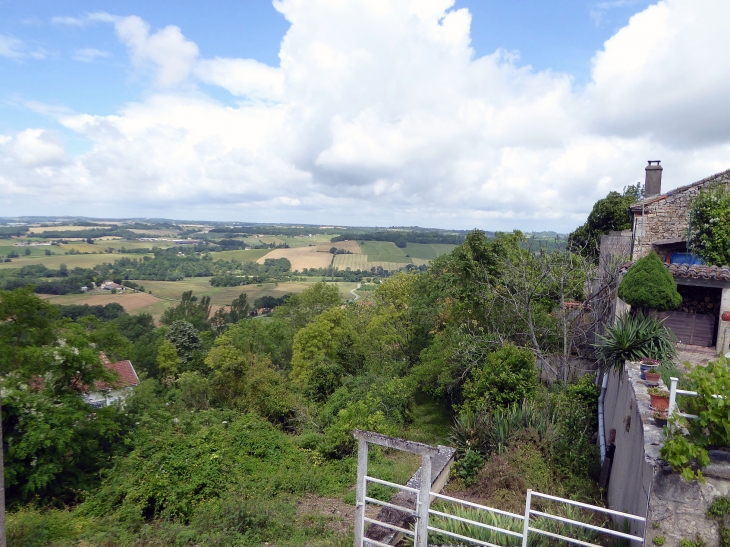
[357,241,412,262]
[404,243,456,259]
[0,252,147,270]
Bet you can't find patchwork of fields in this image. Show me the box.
[255,247,334,270]
[0,252,147,270]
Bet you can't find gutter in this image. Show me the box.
[598,371,608,464]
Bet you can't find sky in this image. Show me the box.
[1,0,730,232]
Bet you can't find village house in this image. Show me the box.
[101,280,125,291]
[83,353,141,409]
[614,162,730,353]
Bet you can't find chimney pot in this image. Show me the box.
[645,160,662,196]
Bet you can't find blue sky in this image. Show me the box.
[1,0,728,230]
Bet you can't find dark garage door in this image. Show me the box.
[657,311,716,347]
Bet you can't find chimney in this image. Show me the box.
[645,160,663,196]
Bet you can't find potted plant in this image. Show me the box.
[645,369,662,385]
[641,358,661,380]
[654,410,668,427]
[648,386,670,411]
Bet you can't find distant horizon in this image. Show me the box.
[2,0,728,232]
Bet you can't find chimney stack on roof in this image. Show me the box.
[645,160,663,196]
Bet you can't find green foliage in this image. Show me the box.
[707,496,730,547]
[165,320,201,366]
[618,252,681,311]
[161,290,212,330]
[661,359,730,481]
[462,344,538,412]
[594,312,677,372]
[689,184,730,266]
[679,536,706,547]
[321,395,394,458]
[568,185,640,261]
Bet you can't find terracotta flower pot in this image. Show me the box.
[723,311,730,322]
[645,371,662,385]
[650,392,670,411]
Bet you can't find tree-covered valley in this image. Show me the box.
[0,229,605,547]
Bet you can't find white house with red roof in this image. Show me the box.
[83,353,141,408]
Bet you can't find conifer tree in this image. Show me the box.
[618,251,681,311]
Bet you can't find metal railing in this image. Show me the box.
[668,376,724,420]
[359,475,420,547]
[522,490,645,547]
[353,430,647,547]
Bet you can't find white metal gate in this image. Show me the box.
[354,429,646,547]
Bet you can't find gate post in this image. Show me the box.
[354,437,368,547]
[416,453,432,547]
[521,489,532,547]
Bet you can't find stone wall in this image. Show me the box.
[603,361,730,546]
[631,169,730,260]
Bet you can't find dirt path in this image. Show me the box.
[350,283,361,301]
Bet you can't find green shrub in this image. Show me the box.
[462,344,538,412]
[689,184,730,266]
[618,251,681,311]
[594,312,677,372]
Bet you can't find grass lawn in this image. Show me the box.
[357,241,412,263]
[404,243,456,260]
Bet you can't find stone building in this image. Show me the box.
[623,163,730,353]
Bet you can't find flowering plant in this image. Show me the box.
[641,358,660,366]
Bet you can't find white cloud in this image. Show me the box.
[0,34,47,60]
[73,48,110,63]
[10,129,70,167]
[4,0,730,228]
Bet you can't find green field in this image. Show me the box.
[404,243,456,260]
[332,254,410,271]
[357,241,412,263]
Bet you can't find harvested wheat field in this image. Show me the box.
[257,247,334,271]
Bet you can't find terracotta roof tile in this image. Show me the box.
[96,360,140,390]
[666,263,730,281]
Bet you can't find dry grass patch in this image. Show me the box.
[40,292,164,312]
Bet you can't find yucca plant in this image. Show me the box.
[593,312,676,373]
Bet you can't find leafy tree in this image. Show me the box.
[568,185,641,261]
[461,344,538,412]
[161,291,211,330]
[290,307,364,401]
[275,282,341,330]
[618,251,681,311]
[156,339,181,376]
[229,293,249,324]
[689,184,730,265]
[165,321,201,367]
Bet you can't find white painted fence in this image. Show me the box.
[354,430,646,547]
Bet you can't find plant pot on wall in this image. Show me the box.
[648,388,670,411]
[645,371,662,385]
[722,311,730,322]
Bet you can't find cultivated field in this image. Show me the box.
[411,258,430,267]
[28,225,111,233]
[100,239,178,251]
[313,240,362,254]
[127,228,179,236]
[40,291,167,318]
[357,241,412,263]
[256,247,333,271]
[209,249,271,262]
[404,243,456,260]
[332,255,410,271]
[136,278,358,307]
[0,252,147,270]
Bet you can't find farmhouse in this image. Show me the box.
[101,280,124,291]
[83,353,141,409]
[620,162,730,352]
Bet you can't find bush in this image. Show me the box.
[461,344,538,412]
[593,312,677,372]
[689,184,730,266]
[618,251,681,311]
